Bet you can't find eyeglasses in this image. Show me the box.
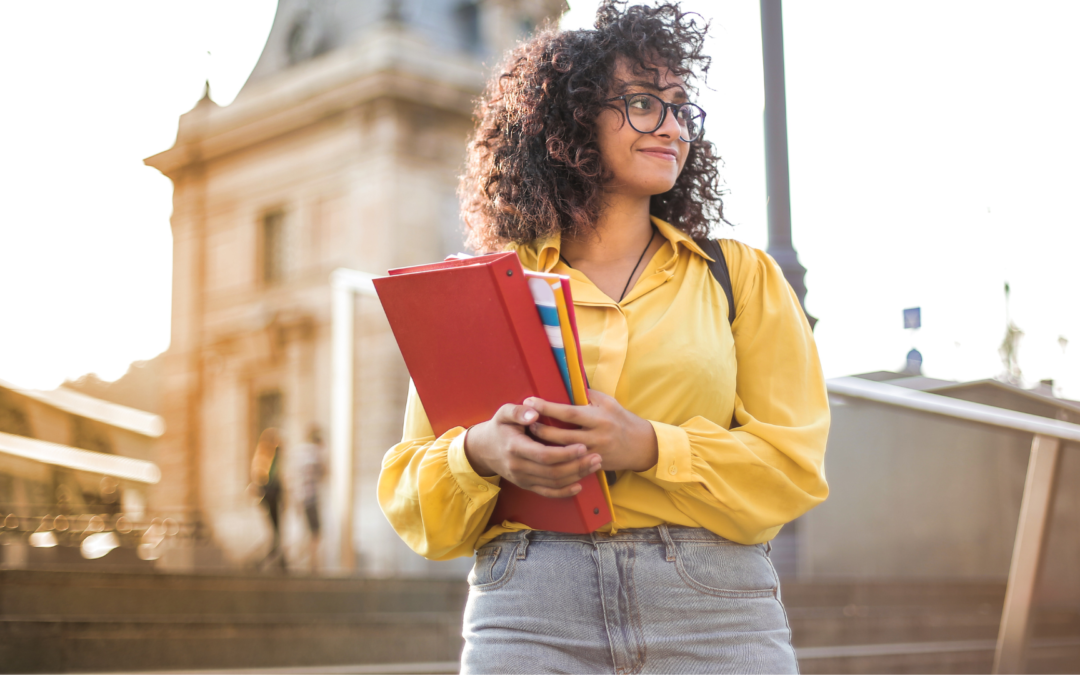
[607,93,706,142]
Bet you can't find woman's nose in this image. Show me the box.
[654,105,683,139]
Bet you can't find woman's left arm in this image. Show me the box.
[528,241,830,545]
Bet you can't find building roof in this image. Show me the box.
[241,0,484,96]
[0,378,165,438]
[238,0,564,98]
[0,431,160,484]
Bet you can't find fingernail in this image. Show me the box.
[570,484,582,495]
[523,410,537,422]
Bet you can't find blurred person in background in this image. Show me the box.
[294,425,326,571]
[250,427,286,570]
[379,1,829,672]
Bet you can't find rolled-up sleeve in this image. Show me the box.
[635,241,830,544]
[378,380,502,560]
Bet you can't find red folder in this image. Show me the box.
[373,252,612,533]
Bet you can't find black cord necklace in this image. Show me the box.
[560,226,657,302]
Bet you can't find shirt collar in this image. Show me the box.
[516,215,714,271]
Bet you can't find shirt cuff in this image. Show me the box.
[447,428,501,503]
[638,420,695,486]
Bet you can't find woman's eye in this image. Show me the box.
[628,96,653,110]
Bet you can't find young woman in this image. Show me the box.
[379,2,829,672]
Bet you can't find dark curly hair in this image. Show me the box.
[459,0,725,253]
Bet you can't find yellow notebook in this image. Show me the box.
[549,280,589,406]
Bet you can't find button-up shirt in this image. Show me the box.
[378,216,830,560]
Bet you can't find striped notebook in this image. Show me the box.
[525,272,588,405]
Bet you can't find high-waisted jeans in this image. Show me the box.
[461,526,798,674]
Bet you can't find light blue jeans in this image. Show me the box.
[461,526,798,674]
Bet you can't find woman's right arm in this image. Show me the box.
[378,381,599,560]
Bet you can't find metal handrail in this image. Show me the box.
[827,376,1080,442]
[827,375,1074,673]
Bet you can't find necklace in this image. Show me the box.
[559,226,657,302]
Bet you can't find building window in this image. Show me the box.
[262,210,286,285]
[254,390,283,454]
[0,389,31,438]
[456,1,481,53]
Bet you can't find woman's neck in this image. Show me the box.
[561,193,653,265]
[558,193,662,303]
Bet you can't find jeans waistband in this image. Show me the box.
[489,526,734,545]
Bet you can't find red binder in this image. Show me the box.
[373,252,612,533]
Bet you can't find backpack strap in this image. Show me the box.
[694,237,741,431]
[694,237,735,324]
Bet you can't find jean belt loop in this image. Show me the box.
[516,529,531,560]
[765,540,772,555]
[658,523,677,562]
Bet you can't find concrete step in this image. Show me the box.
[789,603,1080,648]
[0,612,464,674]
[796,637,1080,674]
[0,569,469,618]
[781,580,1080,672]
[780,579,1006,609]
[3,572,1078,674]
[0,569,469,673]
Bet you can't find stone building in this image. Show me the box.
[145,0,564,575]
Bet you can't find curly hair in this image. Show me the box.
[459,0,725,253]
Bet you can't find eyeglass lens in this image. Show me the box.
[625,94,704,141]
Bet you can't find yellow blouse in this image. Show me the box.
[378,216,830,560]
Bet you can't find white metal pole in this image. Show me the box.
[328,269,380,574]
[330,278,355,572]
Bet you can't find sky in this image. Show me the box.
[2,1,1078,398]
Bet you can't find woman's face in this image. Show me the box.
[595,57,691,199]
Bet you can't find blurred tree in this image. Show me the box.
[999,282,1023,386]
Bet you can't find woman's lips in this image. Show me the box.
[639,147,678,161]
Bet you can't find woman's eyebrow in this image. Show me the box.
[617,80,689,100]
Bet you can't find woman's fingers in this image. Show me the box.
[524,397,593,426]
[493,402,539,427]
[503,438,600,490]
[519,454,600,485]
[529,483,584,499]
[528,422,587,446]
[510,437,586,465]
[481,399,608,496]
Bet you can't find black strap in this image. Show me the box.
[693,237,735,324]
[694,237,741,432]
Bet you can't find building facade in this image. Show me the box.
[145,0,564,575]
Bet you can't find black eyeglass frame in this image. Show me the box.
[606,93,707,142]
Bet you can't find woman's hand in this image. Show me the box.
[463,403,603,498]
[525,390,659,473]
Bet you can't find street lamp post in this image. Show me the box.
[760,0,816,329]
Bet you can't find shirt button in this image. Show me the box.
[668,465,678,476]
[479,484,488,491]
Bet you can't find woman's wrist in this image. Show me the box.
[463,423,498,477]
[611,413,659,473]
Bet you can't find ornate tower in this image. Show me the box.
[146,0,564,575]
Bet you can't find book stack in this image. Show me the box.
[373,252,613,533]
[524,272,589,406]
